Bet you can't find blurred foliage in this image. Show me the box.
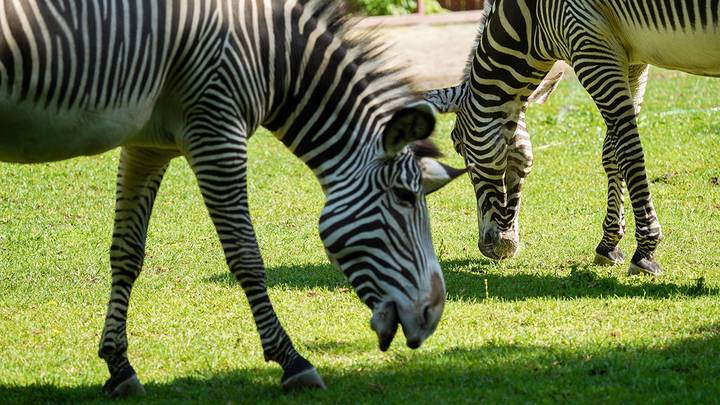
[351,0,446,16]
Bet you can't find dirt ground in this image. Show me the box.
[353,20,570,91]
[355,22,481,90]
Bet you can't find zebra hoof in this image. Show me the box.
[103,374,146,398]
[103,365,146,398]
[628,258,662,276]
[594,245,625,266]
[281,367,327,391]
[281,356,326,391]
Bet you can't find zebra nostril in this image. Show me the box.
[406,338,421,349]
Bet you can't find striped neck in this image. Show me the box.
[255,1,416,190]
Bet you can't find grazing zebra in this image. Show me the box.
[425,0,720,276]
[0,0,462,396]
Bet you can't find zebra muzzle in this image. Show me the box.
[479,230,519,260]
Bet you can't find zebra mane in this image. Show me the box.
[462,0,495,81]
[295,0,421,112]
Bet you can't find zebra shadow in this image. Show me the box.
[439,258,720,301]
[205,258,720,302]
[3,327,719,403]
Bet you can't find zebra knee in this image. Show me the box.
[519,147,533,176]
[508,145,533,181]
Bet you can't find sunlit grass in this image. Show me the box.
[1,68,719,404]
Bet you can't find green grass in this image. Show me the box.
[1,68,719,404]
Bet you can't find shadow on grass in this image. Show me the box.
[441,258,720,301]
[0,369,280,405]
[4,327,719,404]
[205,258,720,302]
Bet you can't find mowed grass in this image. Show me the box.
[1,67,719,404]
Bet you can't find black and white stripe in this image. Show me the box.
[426,0,720,276]
[1,0,457,395]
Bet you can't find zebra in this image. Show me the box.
[425,0,720,276]
[0,0,463,396]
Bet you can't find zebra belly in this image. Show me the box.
[624,29,720,76]
[0,99,157,163]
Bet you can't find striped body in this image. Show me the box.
[0,1,210,161]
[572,1,720,76]
[426,0,719,274]
[1,0,454,394]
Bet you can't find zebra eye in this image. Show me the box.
[392,187,417,206]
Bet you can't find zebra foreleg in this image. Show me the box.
[615,121,663,276]
[99,147,174,397]
[184,132,326,391]
[502,118,534,254]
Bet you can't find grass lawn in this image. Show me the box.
[1,68,719,404]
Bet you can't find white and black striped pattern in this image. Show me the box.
[1,0,452,395]
[425,0,720,276]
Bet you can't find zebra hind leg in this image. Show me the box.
[184,131,326,391]
[575,55,662,275]
[594,133,626,266]
[611,109,662,277]
[623,65,661,275]
[99,147,174,397]
[594,65,648,267]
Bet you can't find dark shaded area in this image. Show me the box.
[441,258,720,301]
[206,258,720,302]
[3,330,719,404]
[206,261,348,291]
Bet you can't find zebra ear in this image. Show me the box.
[424,83,466,113]
[528,71,564,105]
[418,158,468,195]
[383,102,437,157]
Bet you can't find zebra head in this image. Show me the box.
[318,102,456,351]
[425,72,563,260]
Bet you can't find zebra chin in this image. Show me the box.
[370,300,431,352]
[370,272,446,352]
[371,301,400,351]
